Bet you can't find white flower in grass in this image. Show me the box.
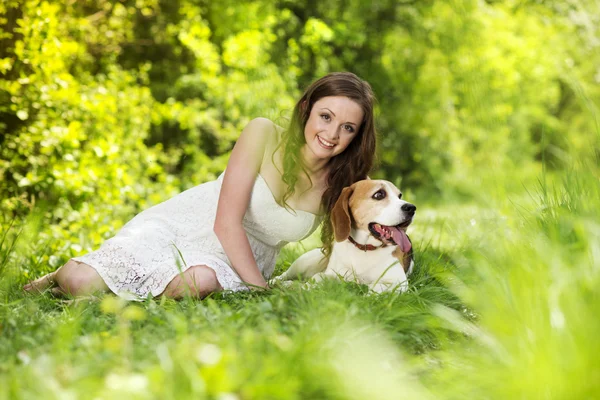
[196,343,222,365]
[17,350,31,365]
[105,373,149,392]
[217,393,239,400]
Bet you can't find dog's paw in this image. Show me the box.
[270,279,295,289]
[369,280,409,294]
[302,280,319,290]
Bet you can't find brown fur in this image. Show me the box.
[392,246,413,273]
[331,186,354,242]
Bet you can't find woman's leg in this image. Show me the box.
[27,261,221,299]
[24,259,109,296]
[161,265,223,299]
[54,260,109,296]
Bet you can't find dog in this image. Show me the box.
[273,179,415,293]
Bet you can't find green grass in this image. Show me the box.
[1,159,599,399]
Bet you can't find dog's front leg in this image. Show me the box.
[302,268,344,289]
[272,248,328,284]
[309,270,332,283]
[369,279,408,294]
[369,282,388,293]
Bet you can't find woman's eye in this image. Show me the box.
[321,114,331,121]
[372,190,386,200]
[343,125,355,133]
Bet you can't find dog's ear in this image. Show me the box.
[331,186,354,242]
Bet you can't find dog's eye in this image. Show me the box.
[398,193,403,199]
[372,189,386,200]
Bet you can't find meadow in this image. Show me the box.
[2,155,598,399]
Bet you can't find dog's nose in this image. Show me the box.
[401,203,416,215]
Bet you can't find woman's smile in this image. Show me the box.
[317,134,336,149]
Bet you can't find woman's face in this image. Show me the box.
[303,96,364,162]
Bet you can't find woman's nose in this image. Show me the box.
[329,125,340,139]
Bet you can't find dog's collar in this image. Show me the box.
[347,235,387,251]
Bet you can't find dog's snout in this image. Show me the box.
[401,203,416,215]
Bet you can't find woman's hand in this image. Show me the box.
[244,280,270,291]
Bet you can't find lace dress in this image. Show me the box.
[72,173,322,300]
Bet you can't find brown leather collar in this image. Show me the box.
[347,235,387,251]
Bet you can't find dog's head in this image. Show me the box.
[331,180,416,253]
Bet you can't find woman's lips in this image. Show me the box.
[317,135,335,149]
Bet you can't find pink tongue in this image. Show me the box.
[390,227,411,253]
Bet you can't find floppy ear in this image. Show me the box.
[331,186,354,242]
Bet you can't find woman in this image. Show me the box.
[23,72,377,300]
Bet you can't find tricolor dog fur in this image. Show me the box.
[273,179,416,293]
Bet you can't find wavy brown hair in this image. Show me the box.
[273,72,377,256]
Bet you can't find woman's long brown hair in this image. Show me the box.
[273,72,377,256]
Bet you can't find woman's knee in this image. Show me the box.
[55,260,108,296]
[164,265,222,299]
[190,265,222,296]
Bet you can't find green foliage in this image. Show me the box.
[0,1,177,265]
[375,0,600,195]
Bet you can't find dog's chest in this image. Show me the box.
[329,241,402,280]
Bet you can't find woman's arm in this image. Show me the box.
[213,117,276,289]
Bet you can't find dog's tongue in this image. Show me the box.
[391,227,411,253]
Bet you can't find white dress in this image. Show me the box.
[73,172,322,300]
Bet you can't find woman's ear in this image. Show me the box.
[331,186,354,242]
[300,100,308,112]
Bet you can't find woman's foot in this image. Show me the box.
[23,272,56,293]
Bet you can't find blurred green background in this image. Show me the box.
[1,0,599,399]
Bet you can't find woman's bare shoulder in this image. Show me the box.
[245,117,284,138]
[248,118,286,159]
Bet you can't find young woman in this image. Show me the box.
[23,72,377,300]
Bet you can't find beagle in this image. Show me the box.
[274,180,415,293]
